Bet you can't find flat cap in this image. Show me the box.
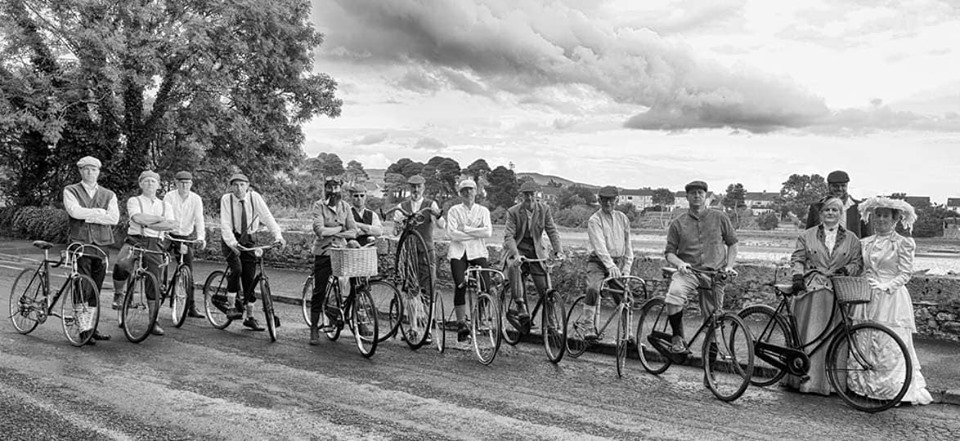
[175,171,193,181]
[76,156,101,169]
[684,180,708,193]
[407,175,425,185]
[229,173,249,184]
[519,181,540,193]
[457,179,477,191]
[323,176,342,187]
[139,170,160,183]
[598,186,619,198]
[827,170,850,184]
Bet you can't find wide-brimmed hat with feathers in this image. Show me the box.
[859,197,917,231]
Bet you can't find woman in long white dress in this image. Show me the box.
[849,197,933,405]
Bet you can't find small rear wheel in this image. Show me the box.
[368,280,401,343]
[62,274,99,347]
[351,287,379,358]
[543,290,566,364]
[703,313,754,402]
[432,292,446,353]
[203,270,231,330]
[564,295,590,358]
[636,298,673,375]
[260,278,277,342]
[9,268,43,335]
[301,275,314,326]
[122,272,160,344]
[171,265,191,328]
[321,282,343,341]
[471,291,501,365]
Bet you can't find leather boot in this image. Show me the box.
[309,312,321,346]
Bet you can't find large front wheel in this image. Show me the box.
[351,287,379,358]
[203,270,231,329]
[122,272,160,344]
[62,274,100,347]
[9,268,44,335]
[396,231,434,349]
[471,291,501,365]
[826,323,912,413]
[260,278,277,342]
[703,313,755,402]
[542,290,566,364]
[171,265,192,328]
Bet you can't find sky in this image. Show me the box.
[304,0,960,203]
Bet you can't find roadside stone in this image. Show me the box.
[943,321,960,335]
[938,312,957,322]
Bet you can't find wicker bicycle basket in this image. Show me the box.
[331,247,378,278]
[831,276,873,304]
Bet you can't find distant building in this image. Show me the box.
[540,186,561,203]
[947,198,960,214]
[903,196,931,208]
[620,188,655,209]
[743,191,779,215]
[945,218,960,239]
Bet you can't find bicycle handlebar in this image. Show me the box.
[662,266,736,281]
[164,234,203,245]
[237,242,282,253]
[54,243,109,269]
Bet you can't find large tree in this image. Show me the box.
[421,156,460,201]
[0,0,342,207]
[485,165,519,209]
[651,187,676,228]
[723,183,748,229]
[777,174,828,222]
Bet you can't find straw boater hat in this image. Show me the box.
[859,197,918,232]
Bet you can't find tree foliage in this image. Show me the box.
[555,185,597,210]
[0,0,342,207]
[777,174,827,223]
[422,156,460,202]
[485,165,519,209]
[757,212,780,231]
[652,187,675,208]
[464,159,491,183]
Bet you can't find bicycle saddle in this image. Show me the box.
[32,240,54,250]
[775,284,796,295]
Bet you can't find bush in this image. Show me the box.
[554,205,596,228]
[490,206,508,225]
[11,206,70,243]
[0,206,19,233]
[757,212,780,231]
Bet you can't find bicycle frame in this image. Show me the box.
[592,275,647,338]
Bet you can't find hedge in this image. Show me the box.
[0,206,128,245]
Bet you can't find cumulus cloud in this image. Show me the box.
[354,132,389,145]
[413,137,447,150]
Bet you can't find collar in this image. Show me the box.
[80,182,98,192]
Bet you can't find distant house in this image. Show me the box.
[539,186,561,203]
[903,196,931,208]
[947,198,960,214]
[744,191,779,215]
[620,188,655,209]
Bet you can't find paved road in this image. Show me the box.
[2,264,959,440]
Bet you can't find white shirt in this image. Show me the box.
[163,190,205,241]
[62,182,120,225]
[446,203,492,260]
[824,226,839,255]
[219,191,282,247]
[127,195,175,238]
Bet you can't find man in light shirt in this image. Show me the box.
[579,185,634,339]
[62,156,120,344]
[446,179,493,343]
[113,170,177,336]
[163,171,206,319]
[219,173,286,331]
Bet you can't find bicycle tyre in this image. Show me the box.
[61,274,100,347]
[301,275,313,326]
[368,280,401,343]
[351,287,379,358]
[471,291,502,366]
[564,295,590,359]
[321,281,343,341]
[203,270,231,329]
[396,231,434,349]
[543,289,566,364]
[616,306,629,378]
[432,291,446,353]
[9,268,43,334]
[703,313,754,402]
[826,322,912,413]
[171,265,191,328]
[501,283,522,346]
[260,278,277,342]
[122,272,160,344]
[635,298,673,375]
[738,305,792,387]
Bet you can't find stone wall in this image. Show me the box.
[197,227,960,341]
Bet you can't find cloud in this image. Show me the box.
[353,132,389,145]
[413,137,447,150]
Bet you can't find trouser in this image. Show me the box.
[450,255,491,307]
[505,243,548,303]
[311,255,358,327]
[223,240,257,304]
[584,254,625,307]
[76,254,105,306]
[664,270,725,317]
[113,235,164,300]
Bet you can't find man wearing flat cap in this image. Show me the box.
[347,184,383,247]
[162,171,206,319]
[218,172,286,331]
[805,170,872,238]
[392,175,446,311]
[113,170,177,336]
[663,180,739,355]
[63,156,120,343]
[503,181,563,330]
[575,185,633,339]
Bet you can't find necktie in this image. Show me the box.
[239,199,249,244]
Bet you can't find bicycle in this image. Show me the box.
[310,246,381,358]
[118,244,167,343]
[458,265,505,365]
[635,267,755,402]
[737,273,912,412]
[202,242,282,342]
[382,205,444,352]
[500,255,568,364]
[161,235,202,328]
[8,241,106,346]
[566,274,648,378]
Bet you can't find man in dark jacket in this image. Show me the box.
[805,170,873,238]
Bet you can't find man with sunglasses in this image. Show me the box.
[347,184,383,246]
[577,186,634,339]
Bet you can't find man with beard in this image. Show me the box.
[805,170,872,238]
[309,177,358,345]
